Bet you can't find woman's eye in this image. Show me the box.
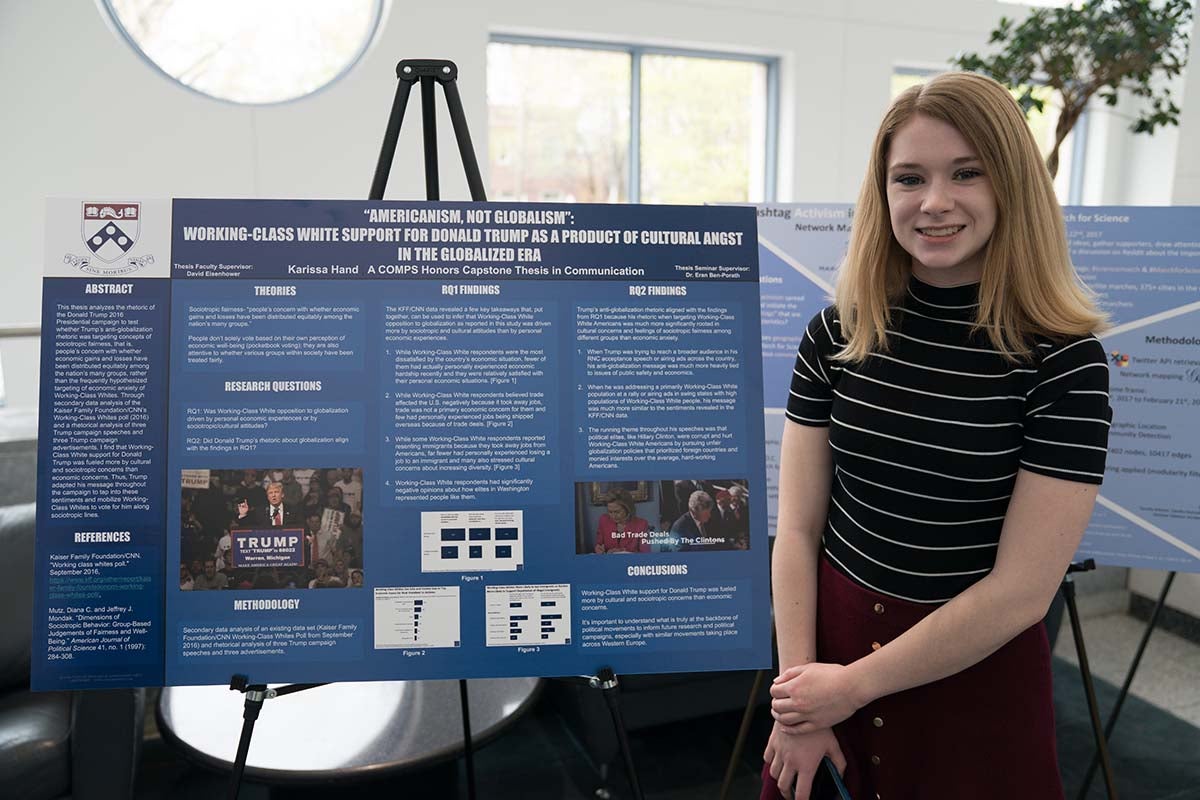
[955,168,983,180]
[892,175,921,186]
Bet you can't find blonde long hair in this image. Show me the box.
[834,71,1106,362]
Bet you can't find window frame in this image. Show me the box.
[489,33,780,203]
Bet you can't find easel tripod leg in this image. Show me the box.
[370,77,414,201]
[1078,571,1175,799]
[719,669,767,800]
[227,690,266,800]
[421,76,439,200]
[594,668,644,800]
[365,58,484,799]
[459,679,477,800]
[1062,579,1119,800]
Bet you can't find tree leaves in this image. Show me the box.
[951,0,1193,177]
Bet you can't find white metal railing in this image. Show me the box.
[0,325,39,339]
[0,325,40,407]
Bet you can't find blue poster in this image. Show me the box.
[754,204,854,532]
[1065,208,1200,572]
[34,199,770,689]
[754,203,1200,575]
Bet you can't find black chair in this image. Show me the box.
[0,503,145,800]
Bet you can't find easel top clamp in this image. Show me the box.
[370,59,488,202]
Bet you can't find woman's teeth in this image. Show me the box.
[919,226,965,237]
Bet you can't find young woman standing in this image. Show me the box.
[763,72,1110,799]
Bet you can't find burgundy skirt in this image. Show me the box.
[762,556,1063,800]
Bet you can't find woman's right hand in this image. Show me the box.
[763,721,846,800]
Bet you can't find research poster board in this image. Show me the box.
[35,199,771,690]
[754,203,1200,574]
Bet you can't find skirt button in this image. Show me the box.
[873,716,884,728]
[873,602,885,615]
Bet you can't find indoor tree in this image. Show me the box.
[954,0,1193,178]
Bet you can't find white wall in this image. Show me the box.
[1172,11,1200,205]
[3,1,1194,408]
[0,0,1043,410]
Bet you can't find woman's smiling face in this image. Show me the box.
[886,114,997,286]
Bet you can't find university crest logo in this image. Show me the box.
[82,202,140,263]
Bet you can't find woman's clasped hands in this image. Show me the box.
[769,662,864,734]
[764,663,863,798]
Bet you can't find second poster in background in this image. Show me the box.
[756,203,1200,574]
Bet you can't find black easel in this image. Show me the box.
[226,675,324,800]
[369,56,487,800]
[370,59,487,203]
[371,60,645,800]
[1076,570,1177,800]
[369,56,492,800]
[1062,560,1119,800]
[223,57,488,800]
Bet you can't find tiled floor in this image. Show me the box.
[135,610,1200,799]
[1054,610,1200,728]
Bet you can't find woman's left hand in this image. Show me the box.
[769,662,863,733]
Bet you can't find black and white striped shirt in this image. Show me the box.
[786,276,1111,603]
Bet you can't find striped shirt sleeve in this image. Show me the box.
[1021,336,1111,484]
[785,306,839,426]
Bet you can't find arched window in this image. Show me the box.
[100,0,385,105]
